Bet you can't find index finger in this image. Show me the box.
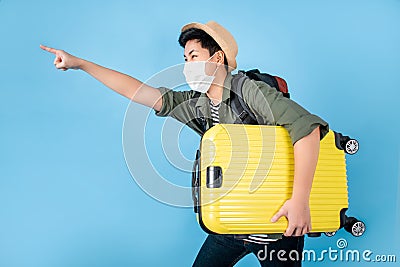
[40,44,58,54]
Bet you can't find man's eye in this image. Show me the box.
[192,55,198,59]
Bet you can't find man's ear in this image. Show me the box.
[216,50,225,65]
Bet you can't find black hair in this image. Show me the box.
[178,28,228,66]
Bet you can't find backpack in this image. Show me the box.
[230,69,290,125]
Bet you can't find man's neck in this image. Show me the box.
[206,70,227,105]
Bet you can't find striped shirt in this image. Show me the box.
[209,99,278,244]
[209,99,221,125]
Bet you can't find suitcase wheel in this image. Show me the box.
[344,139,359,155]
[324,231,337,237]
[344,217,366,237]
[334,132,359,154]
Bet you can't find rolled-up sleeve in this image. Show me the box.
[153,87,205,135]
[154,87,176,117]
[153,87,192,117]
[243,79,329,145]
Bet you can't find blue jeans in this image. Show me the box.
[193,234,304,267]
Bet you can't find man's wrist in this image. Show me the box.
[75,58,86,70]
[290,191,310,204]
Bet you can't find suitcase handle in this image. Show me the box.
[206,166,223,188]
[192,149,201,213]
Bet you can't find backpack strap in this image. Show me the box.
[230,72,258,125]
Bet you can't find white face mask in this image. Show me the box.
[182,54,218,93]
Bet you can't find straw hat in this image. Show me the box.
[181,21,238,70]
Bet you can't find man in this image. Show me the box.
[41,21,328,266]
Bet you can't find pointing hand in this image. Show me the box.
[40,44,82,71]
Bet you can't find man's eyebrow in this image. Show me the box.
[184,49,198,57]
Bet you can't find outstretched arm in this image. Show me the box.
[40,45,162,111]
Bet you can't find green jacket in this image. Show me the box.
[154,72,329,144]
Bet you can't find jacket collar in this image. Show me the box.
[194,72,233,108]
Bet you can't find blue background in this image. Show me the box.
[1,0,399,266]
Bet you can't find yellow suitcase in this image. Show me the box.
[192,124,365,238]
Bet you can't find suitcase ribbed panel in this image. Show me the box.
[199,124,348,234]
